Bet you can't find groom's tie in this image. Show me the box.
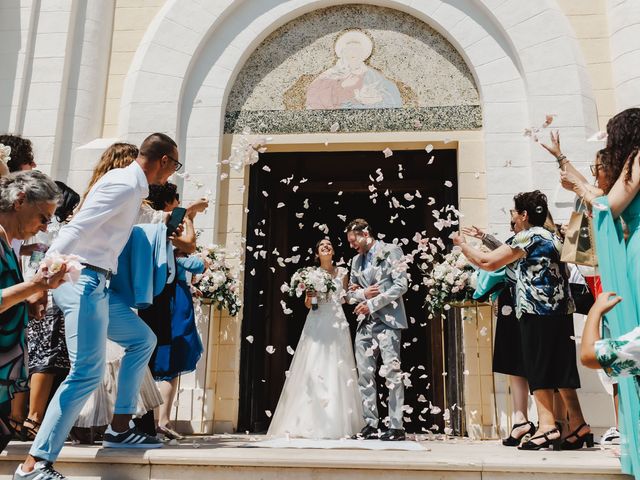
[362,250,372,270]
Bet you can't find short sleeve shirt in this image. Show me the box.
[511,226,575,318]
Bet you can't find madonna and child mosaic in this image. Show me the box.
[224,4,482,134]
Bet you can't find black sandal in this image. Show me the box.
[518,427,561,451]
[5,416,25,441]
[502,421,535,447]
[560,423,594,450]
[0,417,12,453]
[22,417,41,441]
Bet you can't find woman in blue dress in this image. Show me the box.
[138,183,206,440]
[543,108,640,478]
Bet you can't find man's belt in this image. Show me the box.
[81,263,112,281]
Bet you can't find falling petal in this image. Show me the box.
[587,131,608,142]
[286,346,295,355]
[246,335,254,344]
[444,180,453,188]
[383,147,393,158]
[266,345,276,354]
[425,144,433,154]
[330,122,340,133]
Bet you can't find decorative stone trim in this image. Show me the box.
[224,105,482,134]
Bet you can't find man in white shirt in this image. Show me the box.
[15,133,181,480]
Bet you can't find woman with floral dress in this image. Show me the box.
[581,291,640,380]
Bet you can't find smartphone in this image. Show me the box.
[166,207,187,237]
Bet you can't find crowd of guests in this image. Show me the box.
[453,108,640,477]
[0,133,209,479]
[0,107,639,479]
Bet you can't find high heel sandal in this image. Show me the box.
[22,417,41,441]
[518,427,561,451]
[502,421,535,447]
[5,416,25,441]
[560,423,594,450]
[0,417,13,453]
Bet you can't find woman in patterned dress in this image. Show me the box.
[453,190,590,450]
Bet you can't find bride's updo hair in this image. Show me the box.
[314,238,333,265]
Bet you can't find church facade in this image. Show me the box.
[1,0,638,436]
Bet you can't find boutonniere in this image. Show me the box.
[374,247,390,266]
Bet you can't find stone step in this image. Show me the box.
[0,436,627,480]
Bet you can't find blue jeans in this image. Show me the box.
[30,270,156,462]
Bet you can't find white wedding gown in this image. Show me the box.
[267,267,365,439]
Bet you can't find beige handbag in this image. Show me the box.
[561,207,598,266]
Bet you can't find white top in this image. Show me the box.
[49,162,149,273]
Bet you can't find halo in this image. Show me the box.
[334,30,373,62]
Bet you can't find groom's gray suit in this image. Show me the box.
[347,241,408,430]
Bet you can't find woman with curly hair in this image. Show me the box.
[0,135,36,172]
[546,109,640,478]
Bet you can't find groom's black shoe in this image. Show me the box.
[380,428,406,441]
[352,425,379,440]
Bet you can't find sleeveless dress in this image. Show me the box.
[267,267,365,439]
[592,194,640,479]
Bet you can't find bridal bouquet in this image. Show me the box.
[288,266,336,310]
[194,244,241,316]
[420,245,476,319]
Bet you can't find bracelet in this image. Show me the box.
[556,154,567,164]
[558,159,569,169]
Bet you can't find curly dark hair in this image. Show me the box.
[0,134,34,172]
[147,182,178,211]
[595,148,617,193]
[513,190,548,227]
[605,108,640,184]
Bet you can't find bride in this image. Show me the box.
[267,238,365,439]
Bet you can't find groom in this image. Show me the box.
[346,218,408,441]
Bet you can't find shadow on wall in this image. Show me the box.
[0,0,23,132]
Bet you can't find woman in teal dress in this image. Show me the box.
[0,171,67,450]
[544,108,640,479]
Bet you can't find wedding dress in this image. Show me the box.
[267,267,365,439]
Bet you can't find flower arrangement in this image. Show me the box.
[193,244,241,316]
[418,242,476,319]
[288,266,337,310]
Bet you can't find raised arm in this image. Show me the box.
[452,233,524,271]
[540,130,590,185]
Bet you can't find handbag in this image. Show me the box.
[570,282,595,315]
[560,202,598,266]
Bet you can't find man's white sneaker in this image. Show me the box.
[102,420,163,449]
[600,426,621,446]
[13,461,66,479]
